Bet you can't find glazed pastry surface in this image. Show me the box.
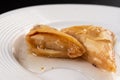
[25,25,86,58]
[61,25,116,72]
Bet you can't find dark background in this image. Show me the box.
[0,0,120,14]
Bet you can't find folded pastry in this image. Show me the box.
[61,25,116,72]
[25,25,86,58]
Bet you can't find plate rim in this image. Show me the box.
[0,4,120,19]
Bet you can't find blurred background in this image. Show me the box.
[0,0,120,14]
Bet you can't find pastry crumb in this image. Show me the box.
[32,53,37,56]
[40,66,46,71]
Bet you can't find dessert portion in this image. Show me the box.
[25,25,86,58]
[61,25,116,72]
[25,24,116,72]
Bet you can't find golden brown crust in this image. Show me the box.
[61,25,116,72]
[25,25,86,58]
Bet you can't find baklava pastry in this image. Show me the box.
[61,25,116,72]
[25,25,86,58]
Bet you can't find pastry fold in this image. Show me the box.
[25,25,86,58]
[61,25,116,72]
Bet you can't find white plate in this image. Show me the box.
[0,4,120,80]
